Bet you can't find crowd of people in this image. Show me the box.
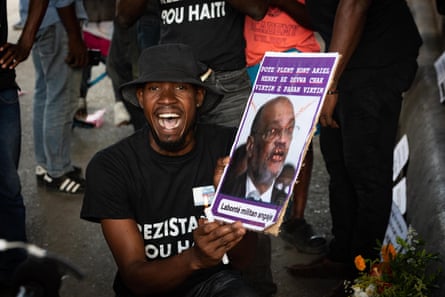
[0,1,422,297]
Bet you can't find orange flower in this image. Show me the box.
[381,243,397,263]
[354,255,366,271]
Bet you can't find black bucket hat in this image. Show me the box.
[119,43,222,115]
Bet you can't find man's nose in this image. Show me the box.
[276,129,291,141]
[159,87,177,104]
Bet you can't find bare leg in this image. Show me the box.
[280,142,327,254]
[291,144,313,219]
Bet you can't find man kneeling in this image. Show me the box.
[80,43,258,297]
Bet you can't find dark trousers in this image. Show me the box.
[115,270,258,297]
[241,234,276,297]
[106,21,146,130]
[0,88,27,283]
[185,270,258,297]
[320,58,418,263]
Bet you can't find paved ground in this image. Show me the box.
[6,3,344,297]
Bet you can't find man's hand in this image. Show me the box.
[56,3,88,68]
[0,34,34,69]
[65,36,88,68]
[319,93,339,128]
[213,156,230,188]
[190,220,246,269]
[0,0,51,69]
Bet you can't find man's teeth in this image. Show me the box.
[272,155,282,161]
[271,151,284,161]
[158,113,180,129]
[159,113,179,118]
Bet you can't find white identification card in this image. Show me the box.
[193,185,215,207]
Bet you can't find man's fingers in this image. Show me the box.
[214,156,230,187]
[319,114,340,128]
[319,115,326,127]
[65,53,88,68]
[331,119,340,128]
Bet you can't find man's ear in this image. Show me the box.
[136,87,144,108]
[246,136,254,158]
[195,87,205,108]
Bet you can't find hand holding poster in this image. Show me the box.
[210,51,339,234]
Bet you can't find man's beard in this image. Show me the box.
[149,120,196,153]
[151,131,187,152]
[251,164,279,186]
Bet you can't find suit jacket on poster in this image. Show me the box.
[220,172,288,206]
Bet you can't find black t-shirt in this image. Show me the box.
[81,124,236,297]
[158,0,246,71]
[306,0,422,72]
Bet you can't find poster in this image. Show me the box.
[393,135,409,182]
[210,51,339,234]
[383,202,408,253]
[434,51,445,104]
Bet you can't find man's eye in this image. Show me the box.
[269,128,277,135]
[176,84,187,90]
[147,85,158,91]
[285,126,294,134]
[266,128,278,138]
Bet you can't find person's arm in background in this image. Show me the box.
[115,0,148,28]
[270,0,312,29]
[117,0,269,28]
[319,0,371,128]
[227,0,269,20]
[56,1,88,68]
[0,0,49,69]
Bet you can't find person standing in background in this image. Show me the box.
[0,0,74,292]
[244,0,327,256]
[287,1,422,296]
[244,0,326,297]
[9,0,89,194]
[116,0,272,128]
[74,0,116,123]
[242,2,325,295]
[0,2,28,292]
[106,0,160,129]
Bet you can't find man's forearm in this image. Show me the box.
[18,0,49,51]
[56,2,88,67]
[116,0,148,28]
[56,2,83,42]
[270,0,312,29]
[228,0,269,20]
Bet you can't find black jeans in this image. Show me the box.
[106,21,146,130]
[186,270,258,297]
[115,270,258,297]
[320,59,418,263]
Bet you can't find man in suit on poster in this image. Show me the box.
[221,96,295,206]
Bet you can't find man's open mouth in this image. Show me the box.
[270,149,285,162]
[158,113,181,129]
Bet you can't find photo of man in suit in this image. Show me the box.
[220,96,295,206]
